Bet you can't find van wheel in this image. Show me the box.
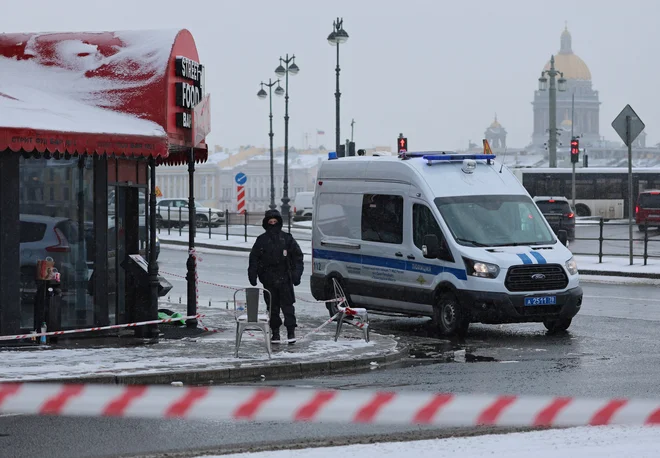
[543,318,572,333]
[433,292,469,336]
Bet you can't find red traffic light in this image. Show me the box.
[398,137,408,153]
[570,139,579,155]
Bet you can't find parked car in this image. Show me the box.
[292,191,314,221]
[636,190,660,231]
[533,196,575,241]
[20,214,86,291]
[156,198,224,228]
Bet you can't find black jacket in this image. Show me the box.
[248,210,304,296]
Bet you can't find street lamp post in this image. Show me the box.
[538,55,567,168]
[275,55,300,221]
[257,79,284,210]
[327,18,349,156]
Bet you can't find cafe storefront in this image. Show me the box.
[0,29,208,337]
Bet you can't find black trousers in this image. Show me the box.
[264,285,296,330]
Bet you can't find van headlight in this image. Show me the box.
[565,257,578,275]
[463,257,500,279]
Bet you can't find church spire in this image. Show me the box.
[560,23,572,54]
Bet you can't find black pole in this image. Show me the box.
[281,55,291,221]
[335,42,341,156]
[268,80,276,210]
[147,157,159,339]
[186,147,198,328]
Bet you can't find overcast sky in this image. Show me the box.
[3,0,658,151]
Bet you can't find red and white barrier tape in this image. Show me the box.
[0,314,204,342]
[1,384,660,427]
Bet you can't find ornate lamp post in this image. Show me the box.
[327,18,349,156]
[257,79,284,210]
[275,55,299,221]
[538,55,567,168]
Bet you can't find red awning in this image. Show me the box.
[0,30,208,164]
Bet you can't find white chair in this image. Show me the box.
[331,278,370,343]
[234,287,272,358]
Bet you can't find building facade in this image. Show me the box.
[531,27,601,150]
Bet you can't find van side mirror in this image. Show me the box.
[558,229,568,246]
[422,234,440,259]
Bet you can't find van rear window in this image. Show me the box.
[638,193,660,209]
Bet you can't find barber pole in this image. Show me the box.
[235,172,247,214]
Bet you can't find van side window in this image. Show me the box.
[412,204,446,250]
[361,194,403,244]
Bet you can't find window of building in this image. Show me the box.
[361,194,403,244]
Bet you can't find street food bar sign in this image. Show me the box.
[175,56,205,129]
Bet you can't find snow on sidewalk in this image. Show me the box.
[200,425,660,458]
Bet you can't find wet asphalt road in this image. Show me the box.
[2,275,660,457]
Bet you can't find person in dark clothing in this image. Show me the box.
[248,209,304,343]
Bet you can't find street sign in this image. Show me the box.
[235,172,247,185]
[612,104,645,147]
[193,94,211,147]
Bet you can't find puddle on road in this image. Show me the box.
[408,342,498,363]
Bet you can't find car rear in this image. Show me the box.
[535,199,575,240]
[636,191,660,229]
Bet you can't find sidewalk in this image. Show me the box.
[0,300,401,385]
[159,233,660,282]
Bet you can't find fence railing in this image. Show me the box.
[569,217,659,265]
[156,209,295,242]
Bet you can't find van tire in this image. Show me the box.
[543,317,572,333]
[433,291,469,336]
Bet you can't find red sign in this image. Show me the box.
[193,94,211,147]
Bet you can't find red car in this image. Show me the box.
[636,190,660,231]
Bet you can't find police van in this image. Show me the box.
[309,149,582,336]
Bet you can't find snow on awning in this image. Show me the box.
[0,29,209,164]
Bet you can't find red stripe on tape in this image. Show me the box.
[294,391,337,421]
[234,389,277,420]
[413,394,453,424]
[40,385,85,415]
[590,399,628,426]
[165,388,209,418]
[534,397,572,426]
[354,392,396,423]
[103,386,148,416]
[477,396,517,425]
[0,384,20,407]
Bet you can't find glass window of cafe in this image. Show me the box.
[19,156,95,329]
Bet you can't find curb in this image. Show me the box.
[22,345,406,386]
[160,239,252,253]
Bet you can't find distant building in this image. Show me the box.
[531,26,601,150]
[484,115,507,149]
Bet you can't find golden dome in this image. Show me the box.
[543,27,591,80]
[489,114,501,128]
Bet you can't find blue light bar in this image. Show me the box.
[328,151,338,160]
[423,154,496,163]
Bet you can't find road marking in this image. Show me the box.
[584,295,660,303]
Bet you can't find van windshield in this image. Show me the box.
[435,195,556,247]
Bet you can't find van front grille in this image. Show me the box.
[505,264,568,292]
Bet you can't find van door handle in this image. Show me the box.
[407,254,416,260]
[395,252,403,257]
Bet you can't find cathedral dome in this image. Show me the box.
[543,27,592,81]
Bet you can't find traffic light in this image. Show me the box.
[398,136,408,154]
[338,144,346,157]
[570,137,580,164]
[348,141,356,156]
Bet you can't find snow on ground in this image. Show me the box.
[200,426,660,458]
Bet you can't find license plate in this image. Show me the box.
[524,296,556,306]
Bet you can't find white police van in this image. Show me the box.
[309,150,582,336]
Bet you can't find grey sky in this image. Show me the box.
[3,0,658,151]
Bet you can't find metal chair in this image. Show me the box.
[234,287,272,358]
[332,278,370,343]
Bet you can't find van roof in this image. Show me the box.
[317,154,528,198]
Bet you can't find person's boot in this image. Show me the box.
[271,328,280,344]
[287,327,296,345]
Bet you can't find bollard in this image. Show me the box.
[225,209,229,241]
[178,206,182,236]
[244,211,248,242]
[168,206,171,235]
[644,223,649,266]
[598,217,604,263]
[209,208,212,239]
[209,299,211,307]
[288,211,292,233]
